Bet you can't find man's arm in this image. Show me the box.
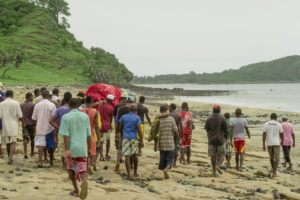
[179,119,184,141]
[87,136,91,156]
[262,132,267,151]
[94,111,101,144]
[146,113,152,126]
[50,116,59,130]
[280,131,283,146]
[292,134,295,147]
[173,120,180,143]
[137,124,144,148]
[19,117,25,129]
[119,124,124,138]
[245,127,250,139]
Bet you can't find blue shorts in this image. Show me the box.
[46,130,56,149]
[0,119,2,130]
[159,151,174,170]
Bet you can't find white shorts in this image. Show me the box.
[2,136,17,144]
[35,135,46,147]
[100,130,111,142]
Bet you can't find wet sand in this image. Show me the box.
[1,86,300,200]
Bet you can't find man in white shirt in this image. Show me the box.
[51,88,61,108]
[0,90,24,164]
[263,113,283,178]
[32,90,56,167]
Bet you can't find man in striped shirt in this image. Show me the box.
[154,105,179,179]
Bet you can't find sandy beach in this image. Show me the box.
[1,86,300,200]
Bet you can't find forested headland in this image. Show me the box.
[132,55,300,84]
[0,0,133,85]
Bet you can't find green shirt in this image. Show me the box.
[59,109,91,158]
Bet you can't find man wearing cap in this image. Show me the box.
[114,96,135,171]
[281,115,295,171]
[230,108,250,171]
[263,113,283,177]
[0,82,6,158]
[97,94,114,161]
[205,105,229,177]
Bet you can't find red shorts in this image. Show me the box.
[65,157,87,181]
[181,134,191,147]
[233,138,245,154]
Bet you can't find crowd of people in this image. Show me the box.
[0,83,296,200]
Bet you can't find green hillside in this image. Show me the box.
[0,0,133,85]
[132,55,300,84]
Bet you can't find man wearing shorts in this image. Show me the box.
[263,113,283,178]
[98,94,114,161]
[205,105,228,177]
[230,108,250,171]
[21,92,36,159]
[0,83,6,158]
[32,90,56,167]
[59,98,91,199]
[137,96,151,156]
[169,103,184,167]
[0,90,24,164]
[119,105,143,179]
[281,115,295,171]
[224,113,232,168]
[178,102,193,165]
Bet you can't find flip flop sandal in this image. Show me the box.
[69,191,79,197]
[105,155,111,160]
[80,181,88,200]
[99,158,105,161]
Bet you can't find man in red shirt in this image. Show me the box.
[178,102,193,165]
[97,94,114,161]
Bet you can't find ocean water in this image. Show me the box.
[135,83,300,112]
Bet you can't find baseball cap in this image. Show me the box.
[107,94,114,100]
[213,104,221,110]
[282,115,288,120]
[127,96,135,102]
[121,92,128,98]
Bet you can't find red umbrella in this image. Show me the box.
[86,83,122,107]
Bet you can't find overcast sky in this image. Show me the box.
[67,0,300,76]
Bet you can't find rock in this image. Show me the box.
[15,168,21,171]
[22,169,31,173]
[103,166,108,170]
[2,188,7,191]
[247,189,255,196]
[34,186,39,190]
[291,188,300,194]
[10,189,17,192]
[97,176,104,182]
[8,170,14,174]
[220,165,227,171]
[248,166,255,170]
[272,189,281,199]
[104,179,111,184]
[256,188,267,194]
[15,173,22,176]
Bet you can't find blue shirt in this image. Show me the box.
[119,112,141,140]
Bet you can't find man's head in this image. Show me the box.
[6,90,13,98]
[34,88,40,97]
[25,92,33,101]
[235,108,242,117]
[69,98,81,109]
[170,103,176,112]
[41,90,51,99]
[282,115,288,122]
[106,94,114,104]
[63,92,72,104]
[213,104,221,114]
[130,104,137,113]
[160,104,167,114]
[224,112,230,119]
[139,96,145,104]
[126,96,135,104]
[40,87,47,93]
[182,102,189,111]
[52,88,59,96]
[85,96,94,105]
[121,92,127,103]
[271,113,277,120]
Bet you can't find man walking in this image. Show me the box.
[21,92,36,158]
[0,83,6,158]
[98,94,114,161]
[205,105,228,177]
[0,90,24,164]
[281,115,295,171]
[263,113,283,178]
[119,105,143,179]
[230,108,250,171]
[59,98,91,199]
[32,90,56,167]
[153,105,179,179]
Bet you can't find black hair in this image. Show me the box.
[160,104,167,113]
[25,92,33,100]
[63,92,72,103]
[130,104,137,112]
[235,108,242,116]
[77,92,85,98]
[41,90,50,98]
[213,109,220,114]
[224,113,230,119]
[5,90,13,97]
[52,88,59,95]
[34,88,40,96]
[182,102,189,111]
[170,103,176,111]
[139,96,145,103]
[85,96,93,104]
[69,98,81,108]
[40,87,47,92]
[271,113,277,120]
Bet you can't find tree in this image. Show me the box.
[0,47,25,78]
[47,0,70,25]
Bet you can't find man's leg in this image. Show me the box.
[44,148,48,162]
[23,139,28,158]
[286,146,292,170]
[133,154,139,177]
[180,147,186,164]
[115,151,122,172]
[79,172,88,199]
[99,142,104,161]
[68,170,79,196]
[8,142,16,164]
[211,156,217,176]
[125,155,131,179]
[38,146,44,166]
[235,153,239,170]
[173,152,178,167]
[105,140,110,159]
[239,153,244,171]
[0,144,2,158]
[6,143,10,156]
[273,146,280,176]
[186,146,191,165]
[49,148,54,167]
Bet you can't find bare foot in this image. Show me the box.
[87,166,93,175]
[212,171,219,177]
[216,167,223,174]
[133,173,139,177]
[93,164,97,171]
[24,155,29,159]
[163,169,169,179]
[127,175,132,180]
[115,163,120,172]
[173,164,177,168]
[7,160,13,165]
[30,153,34,157]
[238,168,243,172]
